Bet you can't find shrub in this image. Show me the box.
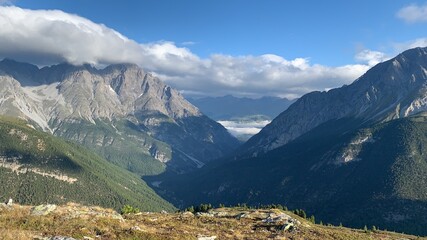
[293,209,307,219]
[121,205,140,214]
[185,206,195,213]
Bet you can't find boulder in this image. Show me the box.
[180,211,195,218]
[262,213,293,224]
[197,236,217,240]
[196,212,214,217]
[50,237,77,240]
[261,212,299,232]
[31,204,57,216]
[279,222,294,232]
[211,211,229,217]
[235,212,249,220]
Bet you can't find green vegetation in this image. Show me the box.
[51,118,169,176]
[121,204,140,214]
[161,116,427,235]
[184,203,213,213]
[0,116,175,212]
[293,209,307,219]
[308,215,315,224]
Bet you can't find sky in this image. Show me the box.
[0,0,426,99]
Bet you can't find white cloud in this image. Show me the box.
[393,38,427,53]
[218,120,271,129]
[0,6,145,65]
[0,6,420,99]
[355,50,389,66]
[218,120,270,138]
[156,52,371,98]
[397,3,427,23]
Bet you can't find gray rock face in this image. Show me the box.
[0,75,51,131]
[50,237,77,240]
[0,60,239,173]
[243,47,427,156]
[197,236,217,240]
[27,63,200,124]
[31,204,57,216]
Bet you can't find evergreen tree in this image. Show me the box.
[185,206,195,213]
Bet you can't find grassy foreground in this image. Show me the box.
[0,203,424,240]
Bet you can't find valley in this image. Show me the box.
[2,47,427,236]
[1,2,427,237]
[188,96,295,141]
[156,47,427,236]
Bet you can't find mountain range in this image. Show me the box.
[188,95,295,141]
[242,47,427,156]
[2,46,427,236]
[158,47,427,235]
[0,58,239,211]
[187,95,295,120]
[0,59,239,175]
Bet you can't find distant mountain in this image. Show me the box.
[188,95,295,141]
[0,59,239,174]
[159,47,427,235]
[0,116,174,212]
[187,95,295,120]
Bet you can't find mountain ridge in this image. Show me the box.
[242,47,427,156]
[187,95,295,120]
[0,115,174,212]
[0,59,239,174]
[158,46,427,235]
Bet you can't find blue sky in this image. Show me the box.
[13,0,426,65]
[0,0,426,98]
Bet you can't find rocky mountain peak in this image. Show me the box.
[0,60,202,122]
[0,59,239,172]
[242,47,427,156]
[0,58,39,85]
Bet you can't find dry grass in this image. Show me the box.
[0,204,424,240]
